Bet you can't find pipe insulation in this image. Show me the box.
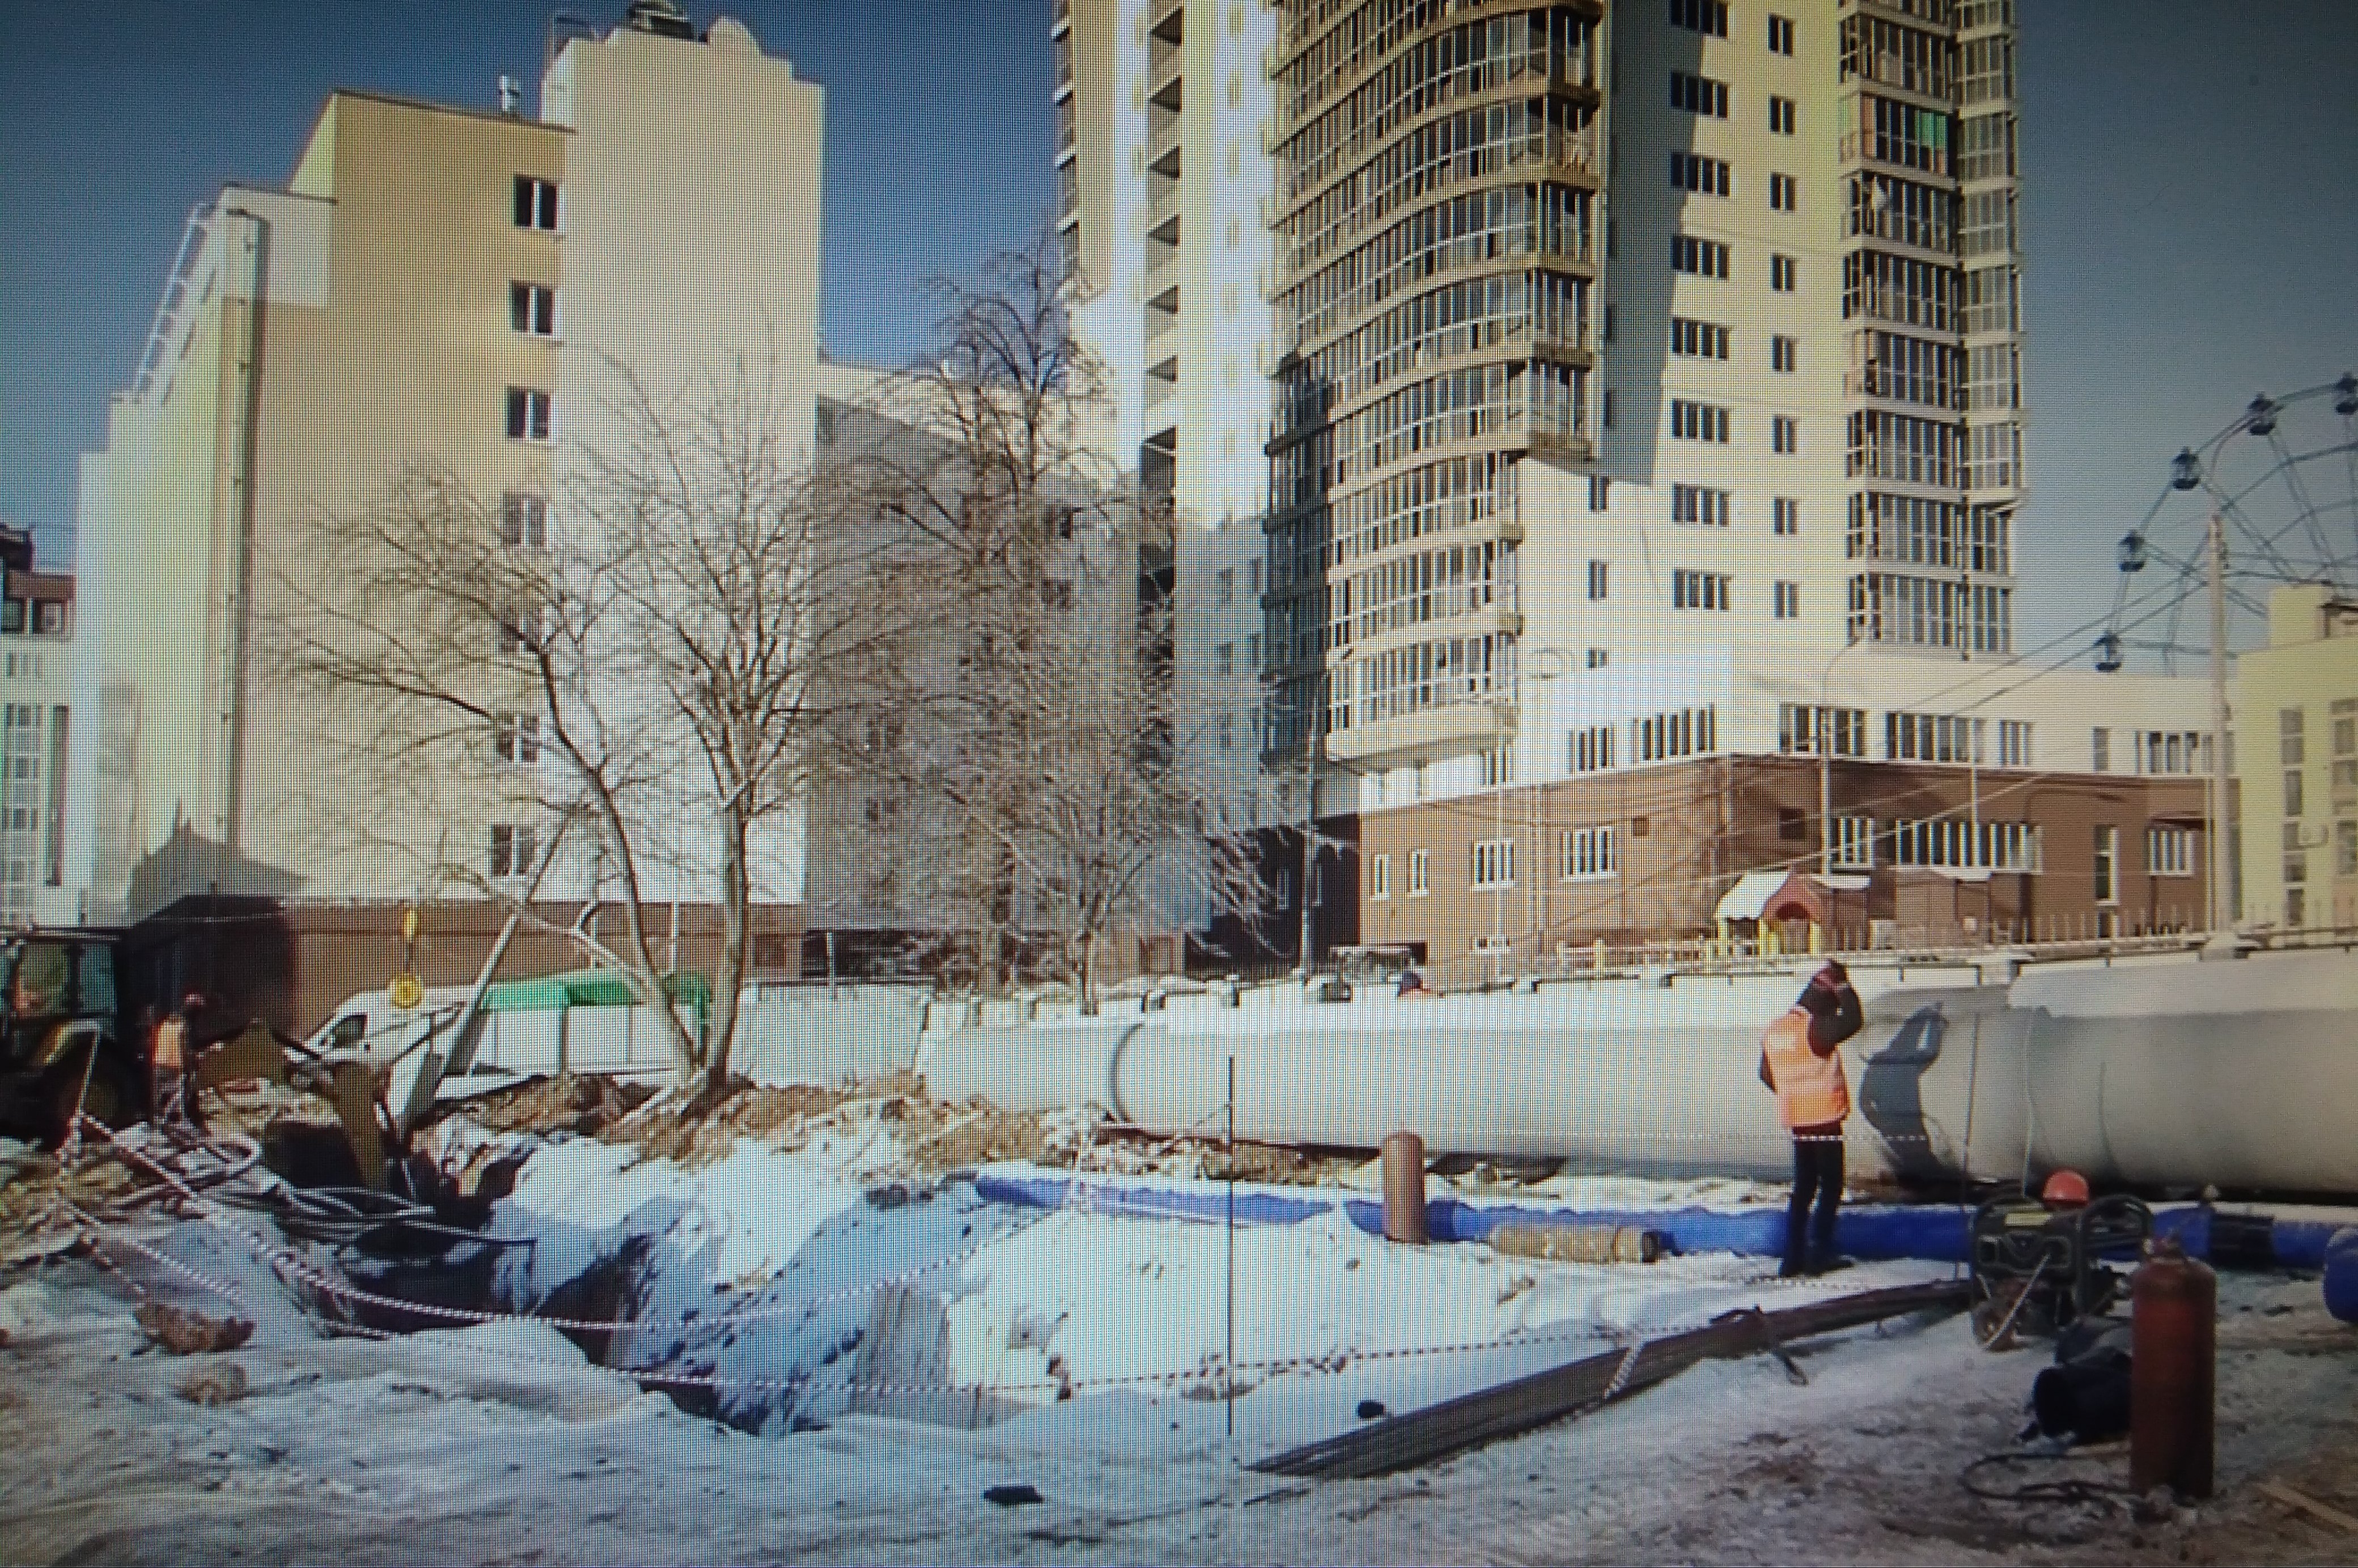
[917,947,2358,1195]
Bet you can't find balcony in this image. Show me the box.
[1146,184,1180,244]
[1144,249,1180,312]
[1147,117,1182,178]
[1148,0,1182,44]
[1838,131,1953,180]
[1326,694,1515,767]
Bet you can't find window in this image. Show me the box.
[2338,819,2357,877]
[1217,712,1235,749]
[489,823,538,879]
[2335,698,2357,797]
[1771,416,1799,454]
[1635,705,1717,762]
[1248,559,1263,595]
[496,604,544,658]
[1277,867,1295,909]
[1669,155,1733,197]
[1471,838,1516,888]
[1771,336,1797,373]
[493,713,541,764]
[2093,825,2118,905]
[1670,234,1732,276]
[1893,819,2042,872]
[1408,848,1430,895]
[1672,485,1733,526]
[506,387,551,442]
[1773,498,1800,535]
[1771,253,1797,292]
[513,176,559,231]
[2146,827,2192,878]
[1602,389,1615,427]
[501,492,548,549]
[1830,815,1876,870]
[1769,173,1798,212]
[1604,304,1617,343]
[1779,704,1867,757]
[1776,807,1808,843]
[1588,476,1613,512]
[1887,711,1984,764]
[2090,727,2111,772]
[1670,400,1731,442]
[1480,746,1513,787]
[1670,0,1727,37]
[1670,318,1731,359]
[1585,648,1610,669]
[1561,825,1618,880]
[1772,581,1800,619]
[1673,570,1732,611]
[2284,770,2304,819]
[1767,14,1795,54]
[1369,853,1392,899]
[1569,724,1615,773]
[1670,72,1729,118]
[1215,567,1236,607]
[1998,720,2034,769]
[1588,560,1610,600]
[1769,95,1796,135]
[1246,633,1261,669]
[1215,643,1235,677]
[510,282,557,337]
[2280,707,2305,765]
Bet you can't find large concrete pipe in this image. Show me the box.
[914,947,2358,1195]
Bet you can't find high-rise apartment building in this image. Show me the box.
[1057,0,1283,831]
[75,5,823,937]
[1066,1,2213,964]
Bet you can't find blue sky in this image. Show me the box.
[3,1,2353,659]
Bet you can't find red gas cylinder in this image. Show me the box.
[2130,1237,2216,1499]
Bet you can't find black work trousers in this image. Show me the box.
[1783,1126,1844,1275]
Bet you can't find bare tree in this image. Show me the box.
[831,243,1272,1001]
[278,356,902,1091]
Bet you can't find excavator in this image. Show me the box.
[0,927,144,1143]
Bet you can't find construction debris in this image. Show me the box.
[134,1302,255,1355]
[174,1361,250,1406]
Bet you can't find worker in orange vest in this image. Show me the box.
[1758,960,1865,1277]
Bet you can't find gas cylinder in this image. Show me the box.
[2129,1237,2216,1499]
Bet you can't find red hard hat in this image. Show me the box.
[2041,1169,2091,1207]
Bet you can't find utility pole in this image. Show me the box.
[2205,508,2235,944]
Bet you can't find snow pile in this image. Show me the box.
[438,1119,1936,1452]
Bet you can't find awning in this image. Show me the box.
[1714,871,1795,923]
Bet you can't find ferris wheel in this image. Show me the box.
[2097,373,2358,676]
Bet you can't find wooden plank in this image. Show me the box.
[1253,1279,1970,1480]
[2255,1481,2358,1535]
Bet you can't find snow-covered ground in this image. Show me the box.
[4,1120,2354,1566]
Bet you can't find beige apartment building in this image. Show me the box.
[75,7,822,937]
[2236,584,2358,931]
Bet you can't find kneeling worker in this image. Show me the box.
[1758,960,1865,1277]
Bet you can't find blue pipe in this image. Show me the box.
[971,1171,2352,1270]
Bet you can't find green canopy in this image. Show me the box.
[480,968,712,1023]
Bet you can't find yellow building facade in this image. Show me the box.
[73,12,823,923]
[2235,583,2358,931]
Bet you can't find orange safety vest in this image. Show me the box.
[1761,1006,1850,1131]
